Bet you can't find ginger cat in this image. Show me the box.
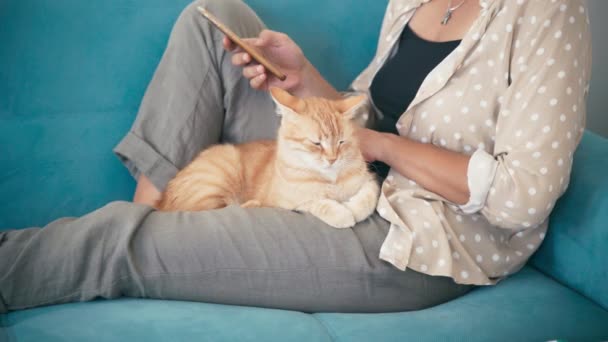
[158,87,380,228]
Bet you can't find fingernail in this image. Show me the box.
[257,65,263,73]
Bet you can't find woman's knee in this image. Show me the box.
[181,0,265,37]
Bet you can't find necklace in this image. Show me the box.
[441,0,466,25]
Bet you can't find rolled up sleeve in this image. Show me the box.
[470,1,591,230]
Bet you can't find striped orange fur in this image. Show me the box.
[158,87,380,228]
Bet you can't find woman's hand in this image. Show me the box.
[223,29,309,93]
[356,128,388,163]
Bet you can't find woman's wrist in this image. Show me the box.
[291,61,341,100]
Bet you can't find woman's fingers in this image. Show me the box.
[223,36,234,51]
[243,64,265,79]
[231,52,251,66]
[250,73,267,89]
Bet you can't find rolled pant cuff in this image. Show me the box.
[113,131,179,192]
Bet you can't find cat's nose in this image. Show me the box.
[326,156,337,165]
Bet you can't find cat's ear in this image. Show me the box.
[270,87,304,117]
[336,94,367,120]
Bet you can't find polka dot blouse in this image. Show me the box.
[349,0,592,285]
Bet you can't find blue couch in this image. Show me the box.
[1,0,607,341]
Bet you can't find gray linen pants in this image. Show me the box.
[0,0,471,314]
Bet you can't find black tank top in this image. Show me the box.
[370,24,461,133]
[369,24,461,177]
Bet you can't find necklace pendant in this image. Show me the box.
[441,9,453,25]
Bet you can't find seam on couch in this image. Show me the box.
[312,314,338,342]
[529,263,608,311]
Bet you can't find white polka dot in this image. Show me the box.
[461,106,470,114]
[543,125,551,133]
[461,271,469,279]
[530,16,537,25]
[552,141,560,149]
[469,125,477,133]
[492,254,500,262]
[485,119,493,127]
[475,234,482,242]
[432,240,438,248]
[526,141,534,149]
[438,259,446,267]
[420,264,428,272]
[506,24,513,32]
[436,99,444,106]
[565,43,572,51]
[538,86,547,94]
[527,244,535,250]
[423,221,431,229]
[531,113,539,121]
[528,187,537,196]
[547,59,556,66]
[549,98,558,106]
[416,246,424,254]
[443,115,451,123]
[512,160,521,167]
[474,84,483,91]
[566,87,573,95]
[544,19,551,28]
[454,132,462,140]
[555,30,563,39]
[532,151,542,159]
[558,158,564,166]
[528,208,537,215]
[506,200,514,208]
[379,208,387,216]
[560,4,567,12]
[515,250,523,256]
[452,251,460,260]
[540,232,546,240]
[558,71,566,79]
[464,145,472,152]
[536,48,545,56]
[476,254,483,262]
[540,167,548,175]
[569,16,575,24]
[481,101,488,108]
[456,215,463,222]
[459,234,466,242]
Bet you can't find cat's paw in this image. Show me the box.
[241,200,262,208]
[345,198,378,222]
[313,200,356,229]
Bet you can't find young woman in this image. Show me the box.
[0,0,591,313]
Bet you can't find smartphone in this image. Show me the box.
[197,6,287,81]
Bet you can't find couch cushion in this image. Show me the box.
[2,299,331,342]
[531,131,608,310]
[315,267,608,342]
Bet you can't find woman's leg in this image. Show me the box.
[113,0,278,192]
[0,202,471,313]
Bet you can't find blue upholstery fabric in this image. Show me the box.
[2,300,331,342]
[315,267,608,342]
[1,0,607,340]
[4,267,607,341]
[531,132,608,310]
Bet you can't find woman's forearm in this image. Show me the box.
[378,133,471,205]
[292,61,342,100]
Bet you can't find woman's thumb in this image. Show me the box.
[255,30,278,47]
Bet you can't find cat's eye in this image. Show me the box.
[311,141,321,146]
[338,140,345,145]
